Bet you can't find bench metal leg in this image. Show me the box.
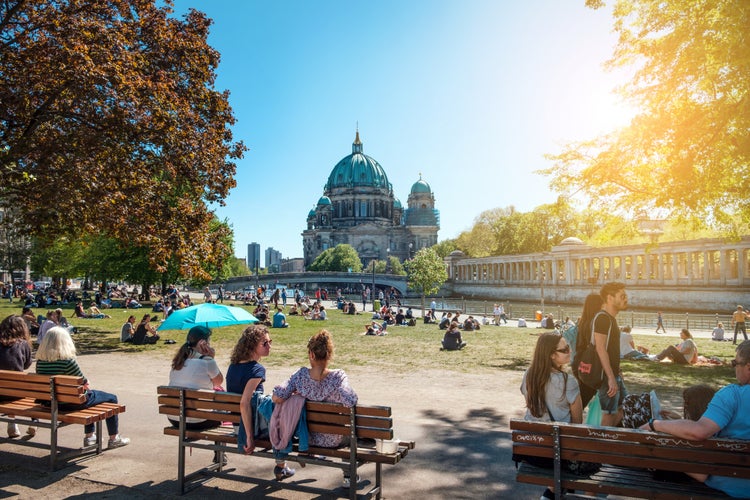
[375,462,383,500]
[553,425,561,500]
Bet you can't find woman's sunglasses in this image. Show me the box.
[556,345,571,354]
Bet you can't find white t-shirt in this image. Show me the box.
[169,356,221,390]
[520,370,580,423]
[620,331,637,357]
[168,356,222,423]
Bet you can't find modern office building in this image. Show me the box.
[265,247,282,273]
[247,242,261,272]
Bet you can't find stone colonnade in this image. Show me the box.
[444,237,750,310]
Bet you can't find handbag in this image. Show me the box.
[577,312,610,389]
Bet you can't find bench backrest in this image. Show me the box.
[0,369,87,405]
[157,386,395,440]
[511,419,750,479]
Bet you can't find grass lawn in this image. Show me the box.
[2,299,740,408]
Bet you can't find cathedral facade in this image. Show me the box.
[302,131,439,268]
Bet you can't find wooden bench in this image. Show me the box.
[510,418,750,499]
[0,370,127,470]
[157,385,415,499]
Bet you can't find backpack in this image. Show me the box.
[562,324,579,361]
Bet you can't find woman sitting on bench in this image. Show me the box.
[35,327,129,449]
[520,331,583,500]
[273,330,359,487]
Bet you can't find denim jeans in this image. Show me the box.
[80,389,120,436]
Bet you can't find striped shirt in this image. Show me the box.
[36,358,87,384]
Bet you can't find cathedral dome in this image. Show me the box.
[410,177,432,194]
[325,132,391,190]
[317,196,331,206]
[393,197,402,209]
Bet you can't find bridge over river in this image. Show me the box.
[224,271,408,296]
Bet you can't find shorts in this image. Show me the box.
[597,375,628,414]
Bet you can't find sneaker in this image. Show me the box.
[342,474,360,488]
[26,426,36,438]
[274,465,295,481]
[7,423,20,438]
[83,434,97,447]
[540,488,555,500]
[108,435,130,449]
[213,450,228,466]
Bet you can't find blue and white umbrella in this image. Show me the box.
[157,303,258,331]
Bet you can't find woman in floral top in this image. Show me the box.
[273,329,358,448]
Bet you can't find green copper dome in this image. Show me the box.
[410,176,432,194]
[317,196,332,206]
[325,132,391,191]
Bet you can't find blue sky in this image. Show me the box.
[172,0,634,265]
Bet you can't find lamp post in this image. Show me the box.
[371,248,377,312]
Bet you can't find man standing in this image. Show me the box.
[732,305,748,345]
[640,340,750,497]
[594,282,629,427]
[655,311,666,334]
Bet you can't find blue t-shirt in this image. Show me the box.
[702,384,750,497]
[272,311,286,328]
[226,360,266,395]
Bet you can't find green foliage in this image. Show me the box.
[542,0,750,232]
[0,0,246,279]
[386,256,406,275]
[406,247,448,312]
[432,239,458,258]
[308,244,363,272]
[227,257,251,277]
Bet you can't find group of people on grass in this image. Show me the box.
[1,314,129,448]
[520,281,749,499]
[167,324,358,486]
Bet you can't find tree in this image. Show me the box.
[405,247,447,315]
[431,239,458,258]
[0,0,246,278]
[386,256,405,276]
[307,244,363,272]
[542,0,750,233]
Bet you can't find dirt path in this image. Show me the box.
[0,349,542,499]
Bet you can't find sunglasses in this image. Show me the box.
[556,345,571,354]
[731,359,746,367]
[263,339,273,347]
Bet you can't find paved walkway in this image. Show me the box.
[0,349,540,499]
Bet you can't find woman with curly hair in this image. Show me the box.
[226,324,272,457]
[0,315,35,438]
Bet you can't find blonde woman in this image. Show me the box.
[36,326,129,448]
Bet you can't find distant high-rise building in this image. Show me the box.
[247,242,261,272]
[265,247,282,273]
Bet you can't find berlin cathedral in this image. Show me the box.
[303,131,439,268]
